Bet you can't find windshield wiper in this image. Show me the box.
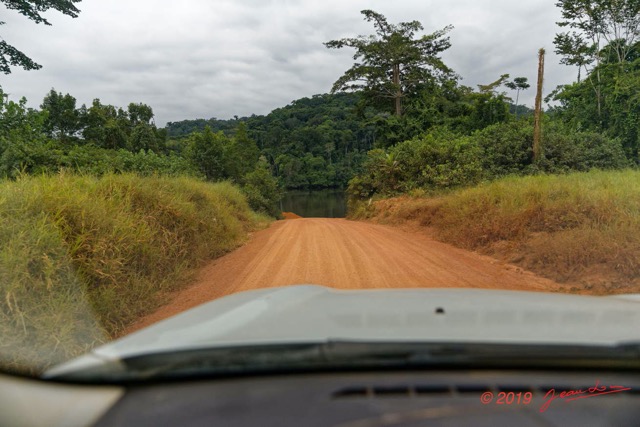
[48,341,640,384]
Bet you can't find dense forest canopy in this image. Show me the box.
[0,3,638,211]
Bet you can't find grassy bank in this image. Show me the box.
[0,173,271,374]
[353,170,640,294]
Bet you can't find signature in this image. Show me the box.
[540,381,632,412]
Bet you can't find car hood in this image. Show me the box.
[45,285,640,377]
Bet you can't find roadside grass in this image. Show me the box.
[0,173,271,374]
[354,170,640,293]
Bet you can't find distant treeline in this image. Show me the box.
[0,89,282,217]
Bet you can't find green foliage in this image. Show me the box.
[548,43,640,161]
[554,0,639,76]
[325,9,455,116]
[505,77,530,118]
[541,122,630,172]
[0,0,82,74]
[81,99,129,149]
[242,158,283,218]
[349,120,629,200]
[41,89,82,141]
[0,173,271,374]
[0,90,57,177]
[187,126,226,181]
[170,93,373,189]
[473,121,535,177]
[349,129,483,197]
[467,93,512,131]
[221,122,260,181]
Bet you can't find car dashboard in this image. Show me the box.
[4,369,640,426]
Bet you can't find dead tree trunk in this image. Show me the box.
[533,48,545,164]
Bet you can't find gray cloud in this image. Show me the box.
[1,0,577,126]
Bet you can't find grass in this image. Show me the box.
[354,170,640,294]
[0,173,271,375]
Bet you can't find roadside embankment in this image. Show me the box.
[0,173,271,373]
[351,170,640,295]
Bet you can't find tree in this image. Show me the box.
[81,99,129,150]
[242,157,283,218]
[129,124,159,153]
[505,77,531,118]
[1,0,82,74]
[325,10,454,117]
[40,89,82,141]
[233,122,260,176]
[467,75,512,130]
[554,0,640,117]
[127,103,154,126]
[188,126,225,181]
[547,40,640,161]
[477,74,511,94]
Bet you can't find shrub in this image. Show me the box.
[242,159,283,218]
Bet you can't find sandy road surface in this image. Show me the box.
[126,218,562,333]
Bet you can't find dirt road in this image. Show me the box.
[127,218,562,333]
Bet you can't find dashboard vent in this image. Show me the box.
[332,384,458,399]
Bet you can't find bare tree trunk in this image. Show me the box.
[533,48,545,164]
[393,64,402,116]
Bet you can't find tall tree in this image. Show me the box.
[533,49,546,163]
[325,10,454,117]
[0,0,82,74]
[505,77,531,118]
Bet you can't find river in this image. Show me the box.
[280,189,347,218]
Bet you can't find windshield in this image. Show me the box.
[1,0,639,380]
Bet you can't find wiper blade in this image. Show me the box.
[48,341,640,383]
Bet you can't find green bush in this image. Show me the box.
[242,159,283,218]
[348,129,483,199]
[348,120,630,201]
[1,142,202,179]
[473,121,534,177]
[540,122,629,172]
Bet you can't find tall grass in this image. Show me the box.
[0,173,270,374]
[356,170,640,293]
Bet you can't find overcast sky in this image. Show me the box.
[0,0,577,126]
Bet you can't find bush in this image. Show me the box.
[348,120,630,201]
[473,121,534,177]
[1,142,202,179]
[348,129,484,199]
[540,122,629,172]
[242,159,283,218]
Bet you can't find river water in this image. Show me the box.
[280,189,347,218]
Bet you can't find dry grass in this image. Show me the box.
[0,173,271,375]
[356,170,640,294]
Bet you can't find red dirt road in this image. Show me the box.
[126,218,562,333]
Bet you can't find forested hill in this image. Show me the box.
[167,93,375,189]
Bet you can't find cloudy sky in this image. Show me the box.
[1,0,577,126]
